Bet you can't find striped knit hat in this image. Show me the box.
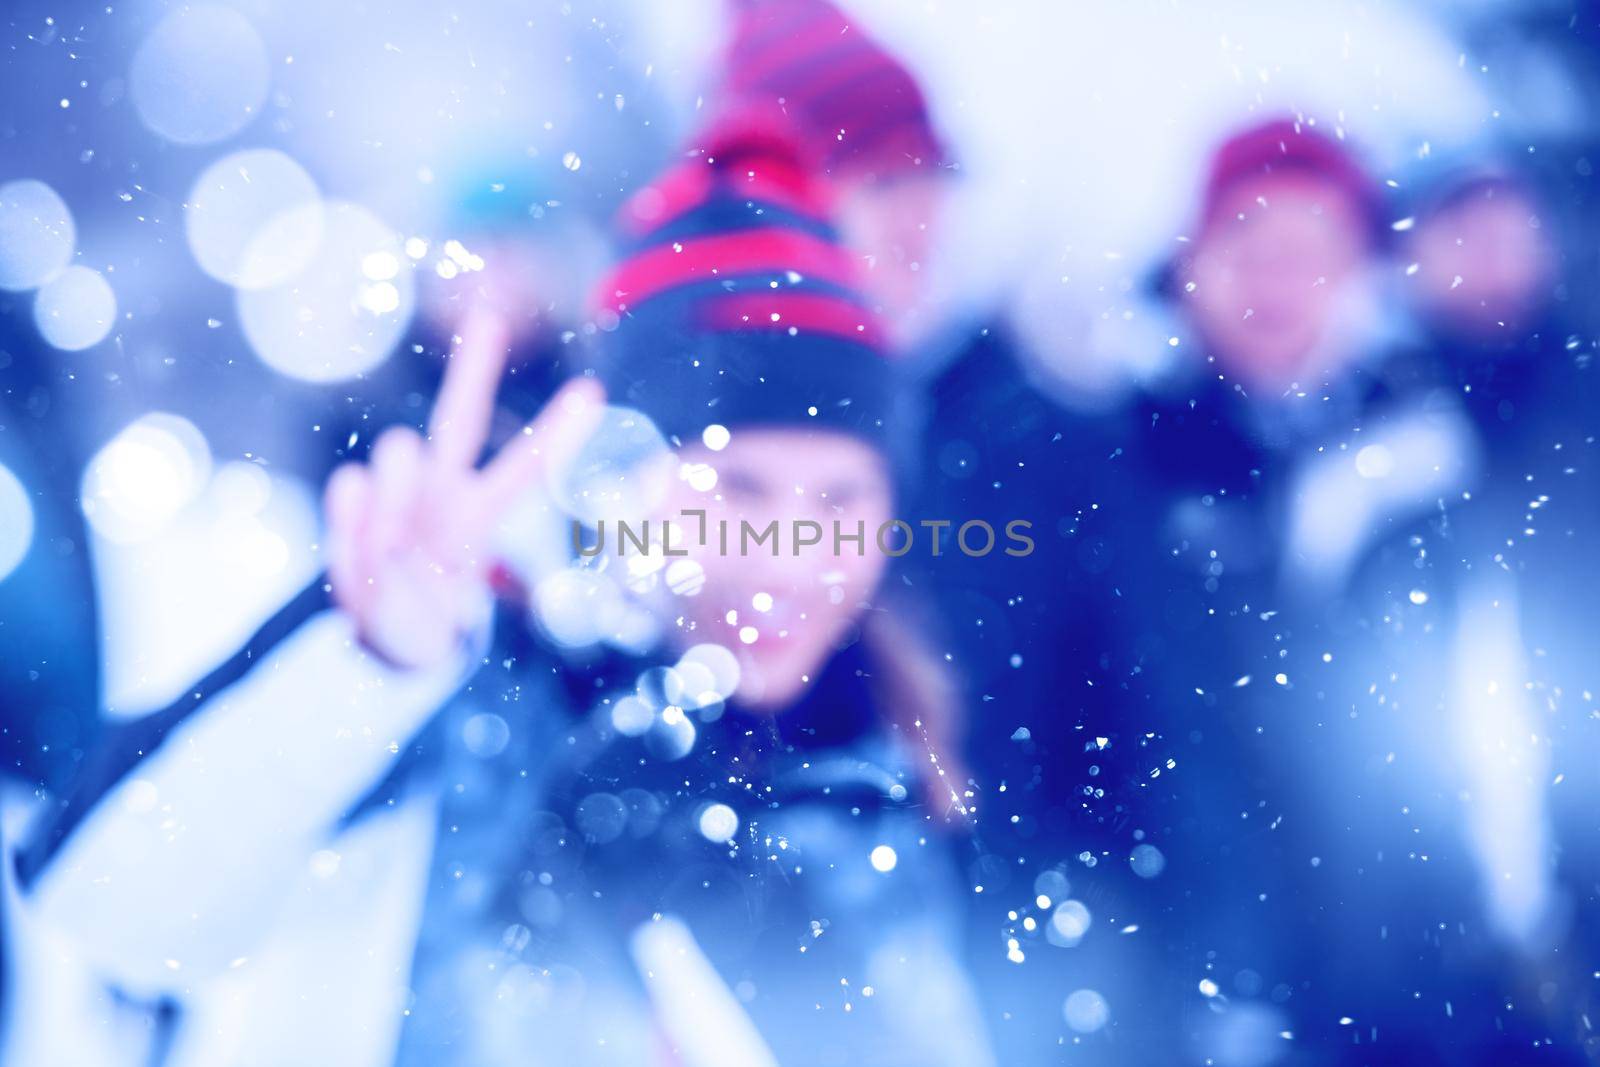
[592,108,900,449]
[721,0,948,184]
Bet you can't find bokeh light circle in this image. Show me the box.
[0,180,75,291]
[34,265,116,350]
[664,558,705,596]
[238,202,414,383]
[1129,843,1167,879]
[610,694,654,737]
[1063,989,1110,1034]
[636,666,687,711]
[1048,899,1092,947]
[672,660,718,708]
[187,149,323,289]
[81,413,212,544]
[462,712,511,759]
[130,6,270,145]
[1033,869,1070,902]
[702,423,731,451]
[575,792,629,844]
[698,802,739,843]
[553,405,674,526]
[643,707,697,761]
[676,643,741,702]
[536,564,620,649]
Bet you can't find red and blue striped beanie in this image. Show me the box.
[721,0,948,184]
[592,108,900,449]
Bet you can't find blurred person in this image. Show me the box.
[1401,171,1568,952]
[19,113,993,1067]
[392,108,990,1067]
[910,116,1387,1064]
[719,0,954,348]
[1109,121,1586,1063]
[1399,162,1600,1050]
[927,118,1557,1064]
[1405,172,1557,344]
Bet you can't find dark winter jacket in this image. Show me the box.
[392,620,986,1067]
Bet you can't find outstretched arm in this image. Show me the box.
[18,309,603,996]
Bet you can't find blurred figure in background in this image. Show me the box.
[1120,121,1585,1063]
[952,118,1547,1063]
[914,118,1409,1062]
[1406,172,1558,346]
[1399,161,1600,1053]
[720,0,954,348]
[1401,168,1565,955]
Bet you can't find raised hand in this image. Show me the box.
[323,306,605,668]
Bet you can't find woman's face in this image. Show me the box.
[657,428,894,711]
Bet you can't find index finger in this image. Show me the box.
[474,376,606,522]
[427,306,512,469]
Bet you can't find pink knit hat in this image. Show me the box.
[721,0,950,184]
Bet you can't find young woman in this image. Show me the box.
[22,112,991,1067]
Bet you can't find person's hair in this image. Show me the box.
[861,600,972,820]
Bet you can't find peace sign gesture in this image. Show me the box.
[323,306,605,668]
